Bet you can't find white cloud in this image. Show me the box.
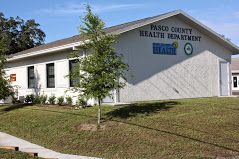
[35,3,143,15]
[95,4,143,12]
[37,3,85,15]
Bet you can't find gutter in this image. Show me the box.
[7,41,83,62]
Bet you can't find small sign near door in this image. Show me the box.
[10,74,16,82]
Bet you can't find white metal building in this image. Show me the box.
[5,10,239,104]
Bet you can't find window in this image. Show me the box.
[28,66,35,88]
[69,60,78,87]
[46,63,55,88]
[233,76,238,88]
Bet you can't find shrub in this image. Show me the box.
[48,96,56,105]
[76,96,87,108]
[34,96,41,104]
[65,96,73,106]
[12,97,18,104]
[39,95,47,105]
[57,96,64,106]
[12,96,21,104]
[25,94,35,103]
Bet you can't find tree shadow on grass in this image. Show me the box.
[105,101,239,153]
[106,101,179,119]
[106,118,239,154]
[1,103,33,112]
[2,101,239,154]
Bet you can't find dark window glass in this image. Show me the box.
[69,60,78,87]
[233,76,238,88]
[46,63,55,88]
[28,66,35,88]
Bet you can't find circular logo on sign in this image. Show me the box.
[172,41,179,49]
[184,43,193,55]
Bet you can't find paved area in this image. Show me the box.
[0,132,101,159]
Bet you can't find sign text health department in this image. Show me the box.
[140,24,202,42]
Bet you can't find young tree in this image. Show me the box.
[70,5,128,126]
[0,36,13,100]
[0,12,45,55]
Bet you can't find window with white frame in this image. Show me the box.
[28,66,35,88]
[46,63,55,88]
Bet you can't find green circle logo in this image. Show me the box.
[184,43,193,55]
[172,41,179,48]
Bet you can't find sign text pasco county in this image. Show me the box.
[139,24,201,42]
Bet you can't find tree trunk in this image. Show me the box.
[97,98,101,128]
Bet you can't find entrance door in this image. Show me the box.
[219,61,229,96]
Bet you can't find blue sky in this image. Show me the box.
[1,0,239,47]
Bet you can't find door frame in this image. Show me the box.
[218,60,230,96]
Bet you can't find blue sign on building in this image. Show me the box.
[153,43,176,55]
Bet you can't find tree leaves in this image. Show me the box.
[70,5,128,102]
[0,38,13,100]
[0,12,45,55]
[0,12,44,100]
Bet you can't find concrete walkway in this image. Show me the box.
[0,132,101,159]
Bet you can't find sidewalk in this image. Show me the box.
[0,132,101,159]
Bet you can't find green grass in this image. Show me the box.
[1,97,239,158]
[0,148,40,159]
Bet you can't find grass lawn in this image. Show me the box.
[0,97,239,158]
[0,148,41,159]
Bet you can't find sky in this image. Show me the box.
[1,0,239,53]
